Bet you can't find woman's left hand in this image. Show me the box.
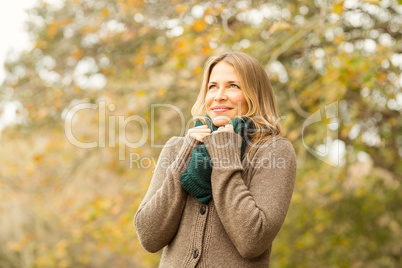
[215,124,234,133]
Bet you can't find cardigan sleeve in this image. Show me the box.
[134,134,201,253]
[203,132,297,259]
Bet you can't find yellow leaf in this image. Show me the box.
[193,20,206,32]
[82,26,91,34]
[356,186,366,196]
[193,66,202,74]
[72,50,83,59]
[136,90,146,97]
[6,235,31,252]
[340,128,349,139]
[268,21,291,35]
[6,241,20,251]
[202,46,210,55]
[66,197,74,206]
[287,130,299,141]
[331,191,342,201]
[47,21,59,38]
[314,224,324,233]
[157,88,166,96]
[132,54,145,65]
[34,154,43,162]
[332,0,345,16]
[175,40,186,50]
[175,4,188,15]
[102,7,110,17]
[60,18,73,26]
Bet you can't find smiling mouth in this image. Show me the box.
[213,108,232,113]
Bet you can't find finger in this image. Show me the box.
[190,130,211,138]
[196,134,207,143]
[216,126,233,133]
[191,127,211,131]
[188,128,211,134]
[192,125,209,130]
[218,127,229,131]
[189,133,202,142]
[188,130,211,136]
[200,132,213,141]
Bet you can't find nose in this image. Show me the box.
[214,87,227,101]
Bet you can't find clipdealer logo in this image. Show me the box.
[64,102,189,160]
[63,100,341,166]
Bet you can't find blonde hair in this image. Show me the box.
[191,52,284,163]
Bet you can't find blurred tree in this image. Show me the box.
[0,0,401,267]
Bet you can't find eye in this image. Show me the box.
[229,84,240,89]
[208,85,217,90]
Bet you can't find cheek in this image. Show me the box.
[235,93,248,111]
[205,94,213,107]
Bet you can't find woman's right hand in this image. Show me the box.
[188,125,211,143]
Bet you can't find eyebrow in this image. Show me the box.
[208,81,240,84]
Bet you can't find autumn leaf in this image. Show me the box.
[268,21,291,35]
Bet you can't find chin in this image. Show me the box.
[211,116,232,127]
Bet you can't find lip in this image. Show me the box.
[212,106,232,113]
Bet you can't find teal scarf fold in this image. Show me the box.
[180,115,254,205]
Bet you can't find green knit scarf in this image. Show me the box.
[180,115,254,204]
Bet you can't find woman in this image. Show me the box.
[134,52,297,267]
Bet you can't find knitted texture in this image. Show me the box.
[180,115,254,204]
[134,134,297,267]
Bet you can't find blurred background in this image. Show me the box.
[0,0,401,267]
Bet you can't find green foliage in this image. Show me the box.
[0,0,401,267]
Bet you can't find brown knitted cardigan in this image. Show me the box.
[134,131,297,267]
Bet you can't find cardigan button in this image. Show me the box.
[200,205,206,215]
[193,249,199,258]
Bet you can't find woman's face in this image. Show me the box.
[205,61,249,127]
